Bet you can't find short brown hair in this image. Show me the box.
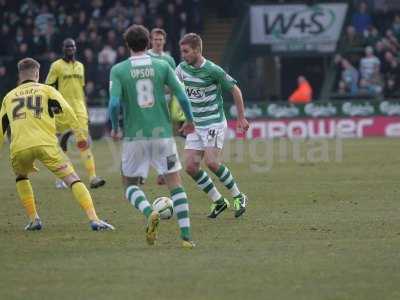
[17,57,40,73]
[179,33,202,52]
[151,28,167,39]
[123,24,150,52]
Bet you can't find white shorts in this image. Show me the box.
[184,124,227,151]
[121,138,182,178]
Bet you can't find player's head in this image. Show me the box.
[150,28,167,53]
[179,33,202,65]
[17,57,40,83]
[63,38,77,58]
[124,24,150,53]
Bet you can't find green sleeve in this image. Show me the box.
[213,65,237,91]
[167,55,176,69]
[109,67,122,98]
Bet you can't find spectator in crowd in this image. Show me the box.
[289,76,313,104]
[382,51,400,97]
[0,64,12,100]
[98,45,117,66]
[115,45,127,63]
[360,46,381,80]
[30,27,47,56]
[352,1,373,34]
[339,58,360,95]
[391,14,400,39]
[374,41,386,64]
[34,3,55,35]
[81,48,98,86]
[0,0,203,102]
[128,0,146,24]
[341,25,364,50]
[363,26,381,46]
[60,15,79,41]
[0,24,12,56]
[85,80,100,104]
[359,74,384,96]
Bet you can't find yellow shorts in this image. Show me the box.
[11,146,75,178]
[56,114,89,138]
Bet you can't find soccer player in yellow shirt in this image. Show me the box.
[46,38,105,189]
[0,57,114,231]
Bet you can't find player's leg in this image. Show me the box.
[77,115,105,189]
[124,176,153,219]
[204,146,247,218]
[184,132,226,217]
[16,175,42,230]
[60,172,114,230]
[164,172,195,249]
[39,146,113,230]
[11,149,42,230]
[122,140,159,245]
[152,138,194,248]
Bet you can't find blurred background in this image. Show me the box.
[1,0,400,138]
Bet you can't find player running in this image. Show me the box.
[46,38,105,189]
[108,25,195,248]
[176,33,249,218]
[0,58,114,231]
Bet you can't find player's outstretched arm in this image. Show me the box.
[45,62,59,88]
[49,88,88,149]
[232,85,249,133]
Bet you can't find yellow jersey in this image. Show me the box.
[0,81,84,155]
[45,58,87,117]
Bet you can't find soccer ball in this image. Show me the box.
[152,197,174,220]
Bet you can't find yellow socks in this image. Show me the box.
[79,148,97,180]
[71,181,99,221]
[16,179,38,221]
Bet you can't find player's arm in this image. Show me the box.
[108,66,122,139]
[166,66,193,122]
[45,62,59,89]
[0,100,9,151]
[48,88,88,149]
[231,85,249,133]
[214,66,249,133]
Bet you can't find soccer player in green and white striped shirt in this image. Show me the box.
[148,28,186,185]
[176,33,249,218]
[108,25,195,248]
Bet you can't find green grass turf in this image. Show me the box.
[1,138,400,300]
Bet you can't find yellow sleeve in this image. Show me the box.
[169,96,186,122]
[48,87,85,141]
[81,63,85,87]
[45,62,59,87]
[0,99,9,151]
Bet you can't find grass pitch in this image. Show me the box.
[1,138,400,300]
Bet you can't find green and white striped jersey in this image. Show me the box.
[175,59,237,128]
[147,49,176,69]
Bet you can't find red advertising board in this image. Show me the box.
[227,116,400,139]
